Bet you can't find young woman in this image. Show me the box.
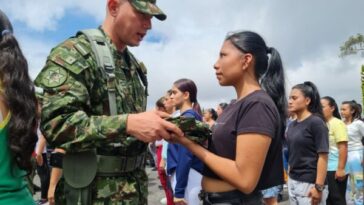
[216,102,228,117]
[0,10,38,205]
[340,100,363,205]
[286,81,329,205]
[173,31,287,204]
[321,96,348,205]
[167,78,204,205]
[203,108,218,129]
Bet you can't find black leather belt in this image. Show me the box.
[199,189,263,205]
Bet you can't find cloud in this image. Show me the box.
[3,0,363,110]
[16,34,54,81]
[286,46,364,104]
[0,0,105,31]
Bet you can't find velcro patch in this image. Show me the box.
[42,67,68,88]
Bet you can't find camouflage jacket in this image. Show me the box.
[167,116,211,144]
[35,29,147,155]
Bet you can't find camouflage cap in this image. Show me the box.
[130,0,166,21]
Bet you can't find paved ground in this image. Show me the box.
[146,167,290,205]
[34,167,290,204]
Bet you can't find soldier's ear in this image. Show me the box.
[107,0,120,17]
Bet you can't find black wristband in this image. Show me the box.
[49,152,64,168]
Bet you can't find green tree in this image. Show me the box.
[340,33,364,107]
[340,33,364,57]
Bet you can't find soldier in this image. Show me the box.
[34,0,183,204]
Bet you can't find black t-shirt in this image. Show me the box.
[203,90,284,191]
[286,115,329,183]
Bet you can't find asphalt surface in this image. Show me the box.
[146,167,290,205]
[34,167,290,205]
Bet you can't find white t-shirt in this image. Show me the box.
[35,128,47,154]
[347,119,364,151]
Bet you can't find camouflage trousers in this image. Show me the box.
[55,169,148,205]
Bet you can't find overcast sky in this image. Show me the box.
[2,0,363,110]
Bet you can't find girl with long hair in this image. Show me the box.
[321,96,348,205]
[167,78,204,205]
[286,81,329,205]
[0,9,38,204]
[340,100,363,205]
[173,31,287,204]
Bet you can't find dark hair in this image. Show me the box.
[206,108,218,121]
[292,81,324,121]
[155,96,165,110]
[322,96,341,119]
[219,102,228,110]
[0,10,38,173]
[226,31,287,124]
[342,100,361,122]
[173,78,202,116]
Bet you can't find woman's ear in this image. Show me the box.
[183,91,190,101]
[241,53,253,71]
[305,97,311,107]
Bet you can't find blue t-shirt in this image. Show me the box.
[166,109,204,198]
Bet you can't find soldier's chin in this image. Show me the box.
[128,42,140,47]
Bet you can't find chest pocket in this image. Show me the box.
[114,64,146,114]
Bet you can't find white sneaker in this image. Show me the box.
[160,197,167,205]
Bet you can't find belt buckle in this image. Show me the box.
[198,190,206,201]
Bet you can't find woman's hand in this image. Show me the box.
[173,197,187,205]
[308,187,322,205]
[335,168,346,181]
[35,154,43,166]
[48,184,56,205]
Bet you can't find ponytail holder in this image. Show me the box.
[266,47,272,54]
[1,29,11,37]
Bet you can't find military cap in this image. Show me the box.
[130,0,167,21]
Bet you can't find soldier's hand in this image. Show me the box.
[127,111,183,142]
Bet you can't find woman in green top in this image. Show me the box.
[0,10,38,204]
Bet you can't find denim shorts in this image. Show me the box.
[261,185,283,198]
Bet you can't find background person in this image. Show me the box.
[340,100,364,205]
[321,96,348,205]
[0,9,38,205]
[203,108,218,129]
[286,81,329,205]
[168,78,204,205]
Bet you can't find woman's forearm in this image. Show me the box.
[337,142,348,170]
[316,153,328,185]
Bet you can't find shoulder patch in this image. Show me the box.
[41,66,68,88]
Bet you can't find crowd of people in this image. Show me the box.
[0,0,363,205]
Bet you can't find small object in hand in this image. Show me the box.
[167,116,211,145]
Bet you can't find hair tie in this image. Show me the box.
[266,47,272,54]
[1,29,11,37]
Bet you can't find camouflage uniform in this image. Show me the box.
[167,116,212,145]
[34,1,166,203]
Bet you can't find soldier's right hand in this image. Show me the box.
[126,111,183,142]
